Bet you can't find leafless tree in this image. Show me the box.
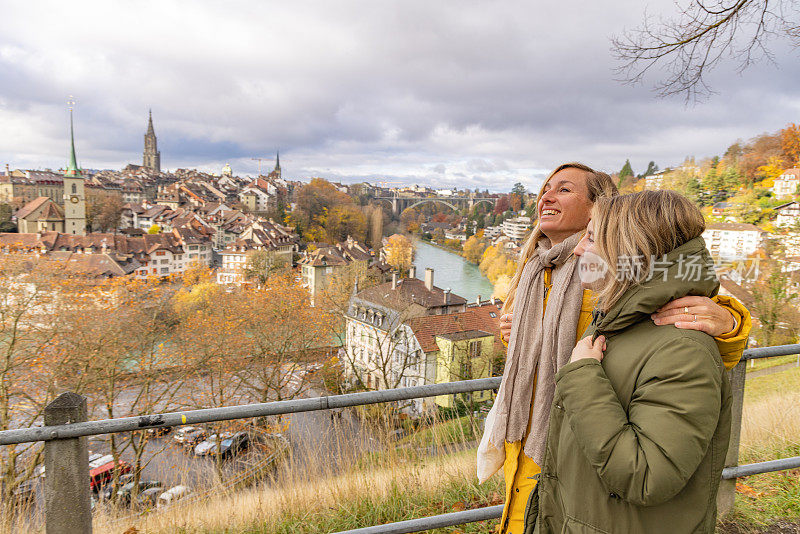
[612,0,800,100]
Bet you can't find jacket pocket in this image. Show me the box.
[561,516,610,534]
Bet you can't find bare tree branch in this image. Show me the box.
[612,0,800,101]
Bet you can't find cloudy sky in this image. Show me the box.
[1,1,797,191]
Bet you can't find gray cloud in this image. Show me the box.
[0,0,797,191]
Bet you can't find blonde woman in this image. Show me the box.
[477,163,750,534]
[529,190,731,533]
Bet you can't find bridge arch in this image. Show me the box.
[406,198,460,212]
[470,198,495,209]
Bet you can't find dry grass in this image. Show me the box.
[726,368,800,529]
[740,390,800,461]
[93,445,500,534]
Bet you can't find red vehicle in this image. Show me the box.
[89,460,131,492]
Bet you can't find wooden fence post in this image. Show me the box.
[717,360,746,516]
[44,392,92,534]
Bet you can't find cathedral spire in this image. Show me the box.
[65,106,81,177]
[275,150,280,171]
[147,109,155,136]
[143,109,161,172]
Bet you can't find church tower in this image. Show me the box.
[63,107,86,235]
[273,151,281,179]
[143,109,161,172]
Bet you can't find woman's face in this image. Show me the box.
[537,167,594,245]
[574,219,607,289]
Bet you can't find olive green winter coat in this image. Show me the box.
[529,236,732,534]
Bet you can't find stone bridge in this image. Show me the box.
[373,194,496,215]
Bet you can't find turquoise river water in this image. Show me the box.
[412,239,495,302]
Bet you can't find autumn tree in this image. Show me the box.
[493,195,510,215]
[86,190,124,232]
[325,204,367,243]
[781,123,800,166]
[750,257,800,346]
[382,234,415,275]
[0,204,15,233]
[400,207,420,233]
[364,204,385,249]
[173,280,249,479]
[0,256,80,516]
[235,271,336,405]
[242,250,288,287]
[462,235,487,264]
[740,132,783,184]
[510,182,526,211]
[756,156,787,185]
[479,244,518,299]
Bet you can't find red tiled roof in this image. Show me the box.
[406,301,503,354]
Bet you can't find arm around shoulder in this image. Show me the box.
[711,295,752,370]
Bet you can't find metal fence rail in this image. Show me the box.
[1,345,798,534]
[0,377,501,446]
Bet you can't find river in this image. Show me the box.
[412,239,495,302]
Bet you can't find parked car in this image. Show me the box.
[218,432,250,459]
[89,460,131,492]
[156,485,191,508]
[193,433,231,456]
[136,486,164,508]
[118,480,162,504]
[173,426,207,448]
[102,478,160,503]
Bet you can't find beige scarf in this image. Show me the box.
[479,232,584,477]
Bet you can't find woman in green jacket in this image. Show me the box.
[530,190,732,534]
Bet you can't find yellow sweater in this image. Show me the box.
[497,269,752,534]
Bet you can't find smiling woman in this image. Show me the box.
[478,162,751,534]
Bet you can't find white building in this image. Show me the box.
[444,229,467,242]
[644,170,668,191]
[483,225,502,239]
[502,216,531,241]
[772,169,800,199]
[775,201,800,230]
[703,223,764,261]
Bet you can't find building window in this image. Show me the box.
[469,340,482,358]
[71,183,77,194]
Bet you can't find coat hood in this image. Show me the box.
[592,236,719,336]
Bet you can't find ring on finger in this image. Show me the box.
[693,314,697,322]
[684,306,689,314]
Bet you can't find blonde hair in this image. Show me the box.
[591,190,706,312]
[502,163,617,314]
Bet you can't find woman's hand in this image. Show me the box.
[570,335,606,364]
[651,296,735,337]
[500,313,513,342]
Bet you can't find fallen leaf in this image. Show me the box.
[735,482,763,498]
[452,501,466,511]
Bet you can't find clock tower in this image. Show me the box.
[63,107,86,235]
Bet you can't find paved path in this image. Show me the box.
[746,361,800,379]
